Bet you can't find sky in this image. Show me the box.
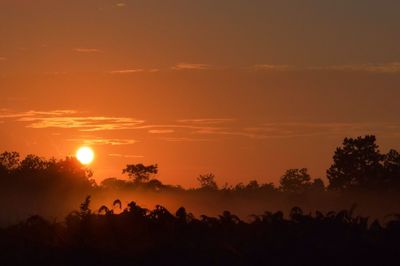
[1,0,400,187]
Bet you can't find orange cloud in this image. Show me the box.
[172,63,211,70]
[68,138,137,146]
[310,63,400,73]
[148,129,175,134]
[109,69,144,74]
[74,48,101,53]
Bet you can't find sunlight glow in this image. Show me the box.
[76,146,95,165]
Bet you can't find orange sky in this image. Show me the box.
[1,1,400,187]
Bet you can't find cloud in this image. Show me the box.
[253,64,296,71]
[74,48,101,53]
[108,154,144,158]
[44,71,68,76]
[148,129,175,134]
[163,137,211,142]
[0,57,6,61]
[243,122,400,139]
[116,3,126,7]
[0,109,144,131]
[68,138,137,146]
[252,63,400,74]
[172,63,211,70]
[20,116,144,131]
[0,109,77,119]
[6,109,400,143]
[177,118,236,124]
[310,63,400,73]
[109,69,144,74]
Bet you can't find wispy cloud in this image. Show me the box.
[0,57,6,61]
[172,63,212,70]
[148,129,175,134]
[116,3,126,7]
[109,69,144,74]
[74,48,101,53]
[44,71,68,76]
[5,109,400,143]
[252,62,400,74]
[0,109,77,119]
[163,137,211,142]
[243,122,400,138]
[20,116,144,131]
[108,154,144,158]
[177,118,236,124]
[253,64,296,71]
[0,109,144,131]
[310,63,400,73]
[68,138,137,146]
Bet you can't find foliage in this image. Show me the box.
[279,168,312,193]
[2,199,400,265]
[122,163,158,183]
[197,173,218,190]
[327,135,400,190]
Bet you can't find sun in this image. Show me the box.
[76,146,95,165]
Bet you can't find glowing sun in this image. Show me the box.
[76,146,95,165]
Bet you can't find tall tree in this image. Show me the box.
[123,164,158,183]
[327,135,384,190]
[197,173,218,190]
[279,168,311,193]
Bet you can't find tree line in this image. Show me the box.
[1,135,400,194]
[118,135,400,193]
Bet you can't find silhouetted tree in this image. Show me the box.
[246,180,260,190]
[327,135,384,190]
[122,163,158,183]
[197,173,218,190]
[19,154,47,171]
[279,168,311,193]
[310,178,325,191]
[0,151,20,170]
[79,196,92,217]
[383,149,400,189]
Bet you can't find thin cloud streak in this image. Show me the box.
[309,63,400,73]
[74,48,101,53]
[148,129,175,134]
[177,118,236,124]
[108,154,144,158]
[253,64,295,71]
[163,137,211,142]
[252,63,400,74]
[4,109,400,142]
[109,69,144,74]
[172,63,211,70]
[18,116,144,131]
[0,109,77,119]
[68,138,137,146]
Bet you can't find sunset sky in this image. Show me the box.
[1,1,400,187]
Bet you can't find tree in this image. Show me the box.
[122,164,158,183]
[197,173,218,190]
[20,155,46,171]
[383,149,400,189]
[327,135,384,190]
[310,178,325,191]
[279,168,311,193]
[0,151,20,170]
[246,180,260,190]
